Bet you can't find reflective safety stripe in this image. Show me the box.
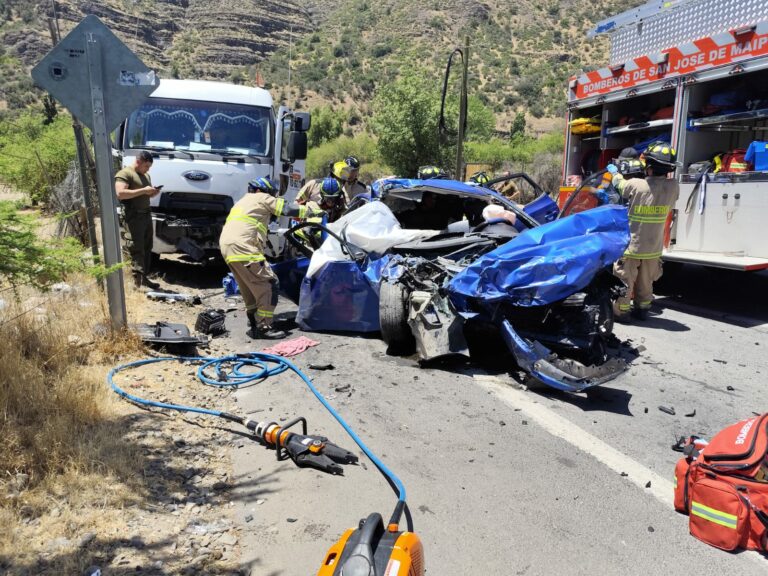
[298,205,307,219]
[226,208,268,235]
[691,501,738,529]
[618,303,631,311]
[225,254,266,264]
[629,215,667,223]
[274,198,285,216]
[256,309,274,318]
[636,300,651,309]
[624,251,663,259]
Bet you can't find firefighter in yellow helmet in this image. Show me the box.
[333,157,367,206]
[219,177,323,339]
[609,142,680,322]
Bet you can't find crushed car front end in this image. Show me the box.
[277,178,631,392]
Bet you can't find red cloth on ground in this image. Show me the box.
[260,336,319,357]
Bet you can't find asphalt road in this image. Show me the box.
[175,262,768,575]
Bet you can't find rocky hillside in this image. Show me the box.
[0,0,640,126]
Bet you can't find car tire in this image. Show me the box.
[379,282,415,354]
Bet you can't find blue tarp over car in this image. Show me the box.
[448,205,629,307]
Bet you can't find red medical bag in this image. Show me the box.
[674,414,768,551]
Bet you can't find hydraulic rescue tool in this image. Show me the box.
[244,416,357,475]
[107,354,357,475]
[108,352,424,575]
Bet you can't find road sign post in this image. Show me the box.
[85,29,127,326]
[31,16,158,329]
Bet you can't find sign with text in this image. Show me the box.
[571,25,768,101]
[31,15,158,132]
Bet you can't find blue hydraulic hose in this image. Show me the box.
[107,352,406,508]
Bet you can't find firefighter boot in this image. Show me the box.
[246,311,287,340]
[631,307,649,321]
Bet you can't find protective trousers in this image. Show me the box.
[227,259,279,328]
[613,257,662,316]
[122,210,153,278]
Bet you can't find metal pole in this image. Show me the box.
[85,30,127,329]
[73,121,101,267]
[456,36,469,180]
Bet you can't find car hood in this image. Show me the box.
[448,205,630,307]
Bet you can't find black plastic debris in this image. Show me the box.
[685,409,696,417]
[658,405,676,416]
[309,363,335,371]
[195,309,227,336]
[133,322,208,346]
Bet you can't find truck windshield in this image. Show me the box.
[124,98,271,157]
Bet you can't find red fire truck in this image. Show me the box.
[561,0,768,271]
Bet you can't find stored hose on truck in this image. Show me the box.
[108,352,411,530]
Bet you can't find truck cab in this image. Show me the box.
[116,79,309,261]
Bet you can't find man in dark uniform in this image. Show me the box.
[115,151,161,288]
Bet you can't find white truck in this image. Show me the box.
[115,78,310,261]
[560,0,768,271]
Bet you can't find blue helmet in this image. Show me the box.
[247,177,278,195]
[320,177,342,200]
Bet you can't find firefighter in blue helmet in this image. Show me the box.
[220,177,323,339]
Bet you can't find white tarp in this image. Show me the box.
[306,202,437,277]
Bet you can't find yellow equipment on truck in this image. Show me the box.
[561,0,768,272]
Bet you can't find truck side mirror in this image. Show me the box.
[292,112,311,132]
[287,131,308,161]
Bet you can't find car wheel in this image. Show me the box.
[379,282,415,354]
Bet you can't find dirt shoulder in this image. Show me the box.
[1,271,247,576]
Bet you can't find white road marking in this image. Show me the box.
[475,375,768,567]
[474,375,675,507]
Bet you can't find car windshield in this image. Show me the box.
[124,97,271,157]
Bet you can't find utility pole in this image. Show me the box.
[455,36,470,181]
[287,24,293,102]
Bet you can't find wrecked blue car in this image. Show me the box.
[275,176,630,392]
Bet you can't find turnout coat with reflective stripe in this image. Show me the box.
[620,176,679,259]
[220,192,289,262]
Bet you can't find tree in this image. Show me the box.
[308,105,346,148]
[42,95,57,125]
[0,201,84,290]
[372,72,496,176]
[510,111,526,140]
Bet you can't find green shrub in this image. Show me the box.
[0,113,77,205]
[0,201,85,290]
[306,133,386,181]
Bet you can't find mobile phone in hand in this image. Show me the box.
[155,185,164,190]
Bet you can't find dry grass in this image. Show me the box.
[0,276,150,571]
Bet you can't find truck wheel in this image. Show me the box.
[379,282,415,354]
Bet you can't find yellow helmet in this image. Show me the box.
[332,160,353,182]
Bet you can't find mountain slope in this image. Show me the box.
[0,0,641,128]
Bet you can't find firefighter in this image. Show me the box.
[468,171,491,187]
[296,176,345,223]
[219,177,322,339]
[609,142,680,321]
[416,165,447,179]
[339,156,368,205]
